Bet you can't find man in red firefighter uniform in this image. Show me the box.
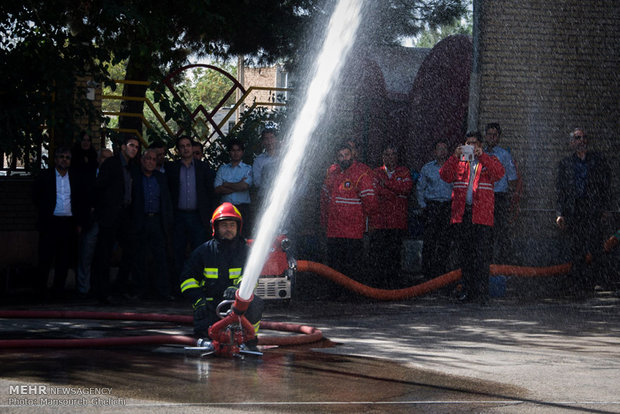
[440,132,504,304]
[369,144,413,288]
[321,143,378,294]
[179,203,263,348]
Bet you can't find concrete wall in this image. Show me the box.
[476,1,620,246]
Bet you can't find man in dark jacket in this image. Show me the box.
[179,202,263,348]
[556,127,611,295]
[132,148,174,299]
[92,135,139,304]
[166,136,216,279]
[33,146,87,298]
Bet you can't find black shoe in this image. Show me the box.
[243,338,260,352]
[98,295,119,305]
[457,291,472,303]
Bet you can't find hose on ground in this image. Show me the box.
[296,260,573,301]
[0,311,322,349]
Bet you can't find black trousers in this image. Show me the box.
[135,215,169,298]
[92,208,136,300]
[37,216,77,293]
[452,207,493,300]
[324,237,364,298]
[421,201,452,279]
[566,199,604,291]
[369,229,405,289]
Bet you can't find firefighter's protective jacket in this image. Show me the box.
[321,161,378,239]
[439,153,504,226]
[369,165,413,230]
[179,237,247,305]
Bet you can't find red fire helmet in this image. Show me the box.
[210,202,243,236]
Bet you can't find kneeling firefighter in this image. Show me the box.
[180,202,263,350]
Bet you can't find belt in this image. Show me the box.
[146,212,159,217]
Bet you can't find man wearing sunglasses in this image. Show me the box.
[556,127,611,297]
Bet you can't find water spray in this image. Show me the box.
[204,0,364,356]
[238,0,363,301]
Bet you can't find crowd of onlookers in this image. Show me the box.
[33,123,616,305]
[34,129,280,304]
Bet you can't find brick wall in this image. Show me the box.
[242,66,279,108]
[478,0,620,242]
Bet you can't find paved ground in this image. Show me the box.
[0,290,619,413]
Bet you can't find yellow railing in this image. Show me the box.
[102,79,291,144]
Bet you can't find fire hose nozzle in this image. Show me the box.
[184,338,215,357]
[231,290,253,315]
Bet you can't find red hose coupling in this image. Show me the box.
[231,290,253,315]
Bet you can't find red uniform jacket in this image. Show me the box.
[369,165,413,230]
[321,161,378,239]
[439,153,504,227]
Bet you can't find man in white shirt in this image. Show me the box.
[215,139,253,237]
[34,146,85,299]
[251,128,279,233]
[252,128,279,194]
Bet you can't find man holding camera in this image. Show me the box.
[440,131,505,304]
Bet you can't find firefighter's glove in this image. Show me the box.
[223,286,238,300]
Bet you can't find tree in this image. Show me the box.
[359,0,469,46]
[0,1,111,170]
[0,0,315,167]
[0,0,468,172]
[413,1,473,48]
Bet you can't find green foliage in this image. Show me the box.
[0,0,468,172]
[0,1,111,171]
[187,63,238,110]
[357,0,469,46]
[221,105,288,167]
[413,2,473,48]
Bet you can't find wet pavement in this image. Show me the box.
[1,292,619,413]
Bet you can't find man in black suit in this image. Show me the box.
[33,146,86,298]
[166,136,216,281]
[132,148,173,299]
[92,135,140,304]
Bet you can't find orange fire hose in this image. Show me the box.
[296,260,573,301]
[0,311,323,349]
[0,260,577,348]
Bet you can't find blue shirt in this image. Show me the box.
[252,151,277,188]
[142,174,161,214]
[214,162,253,205]
[417,160,453,208]
[178,160,197,210]
[486,146,516,193]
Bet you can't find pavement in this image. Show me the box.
[0,288,619,413]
